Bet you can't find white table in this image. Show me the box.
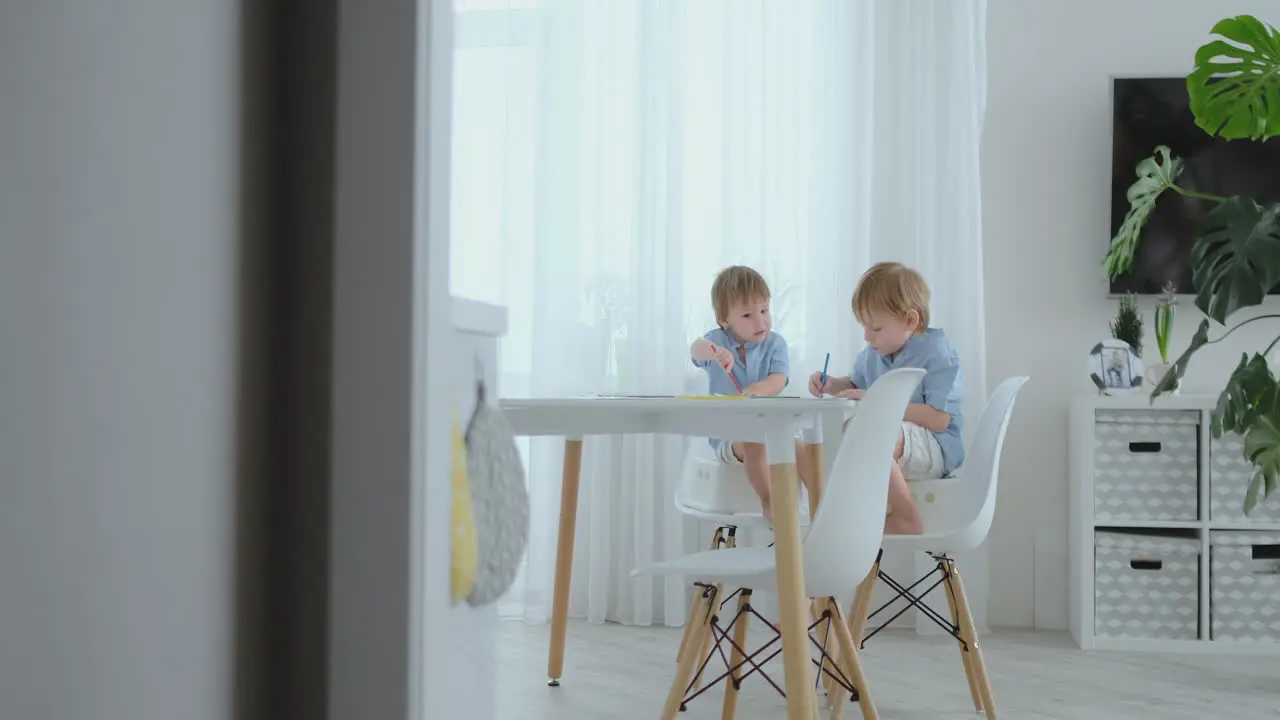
[500,395,855,720]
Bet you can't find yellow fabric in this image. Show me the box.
[450,419,478,604]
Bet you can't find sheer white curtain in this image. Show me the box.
[449,0,989,629]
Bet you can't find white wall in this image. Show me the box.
[983,0,1280,629]
[0,2,267,718]
[329,1,457,719]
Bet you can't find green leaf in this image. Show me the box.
[1241,384,1280,515]
[1191,197,1280,324]
[1187,15,1280,141]
[1151,319,1211,399]
[1210,352,1275,438]
[1103,147,1184,279]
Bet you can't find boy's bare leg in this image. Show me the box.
[734,441,773,524]
[837,421,923,534]
[884,459,923,535]
[793,439,819,518]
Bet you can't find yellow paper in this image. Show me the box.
[450,420,478,604]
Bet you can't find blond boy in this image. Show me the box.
[690,266,813,524]
[807,262,965,535]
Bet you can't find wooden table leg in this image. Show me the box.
[802,442,824,521]
[546,438,583,686]
[770,459,817,720]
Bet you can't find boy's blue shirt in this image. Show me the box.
[692,327,790,395]
[692,327,790,450]
[851,327,965,474]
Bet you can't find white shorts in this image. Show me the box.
[710,431,803,465]
[899,422,945,481]
[714,440,743,465]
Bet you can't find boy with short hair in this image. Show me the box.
[807,262,964,535]
[690,265,807,524]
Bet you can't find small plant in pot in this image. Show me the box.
[1102,15,1280,514]
[1110,292,1144,358]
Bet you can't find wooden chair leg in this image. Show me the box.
[940,557,983,712]
[820,608,841,700]
[692,531,733,691]
[817,600,837,704]
[719,589,752,720]
[826,598,878,720]
[943,557,997,719]
[663,583,723,720]
[677,528,725,664]
[675,588,700,665]
[827,560,879,706]
[691,585,722,689]
[848,557,880,648]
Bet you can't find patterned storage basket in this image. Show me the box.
[1210,531,1280,643]
[1094,410,1200,522]
[1210,433,1280,523]
[1095,531,1200,640]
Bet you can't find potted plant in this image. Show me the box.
[1110,292,1144,358]
[1149,282,1178,392]
[1102,14,1280,514]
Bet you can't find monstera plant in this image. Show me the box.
[1103,15,1280,514]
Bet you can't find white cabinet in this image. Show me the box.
[438,297,508,719]
[1068,394,1280,654]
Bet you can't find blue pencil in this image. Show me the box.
[820,353,831,395]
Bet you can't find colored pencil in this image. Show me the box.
[723,364,745,394]
[820,353,831,395]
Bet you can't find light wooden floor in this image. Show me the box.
[496,619,1276,719]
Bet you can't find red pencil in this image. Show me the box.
[722,364,744,394]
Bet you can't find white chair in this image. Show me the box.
[676,453,812,523]
[669,445,812,692]
[634,367,926,720]
[842,375,1029,720]
[673,370,810,528]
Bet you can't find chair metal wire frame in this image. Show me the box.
[861,552,967,649]
[671,525,867,714]
[841,549,995,717]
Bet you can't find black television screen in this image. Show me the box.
[1109,76,1280,295]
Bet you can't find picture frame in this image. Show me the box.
[1088,338,1145,396]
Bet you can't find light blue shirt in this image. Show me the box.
[693,328,790,451]
[692,327,791,395]
[851,328,965,474]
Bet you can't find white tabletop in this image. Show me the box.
[501,394,851,411]
[499,395,855,450]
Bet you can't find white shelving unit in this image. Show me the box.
[440,296,509,719]
[1068,393,1280,655]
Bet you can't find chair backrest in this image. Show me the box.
[802,368,925,600]
[948,375,1030,552]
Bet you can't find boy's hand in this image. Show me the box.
[836,388,865,401]
[809,372,854,397]
[807,371,828,397]
[712,345,735,373]
[692,338,735,373]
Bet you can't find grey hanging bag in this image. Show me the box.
[463,374,530,607]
